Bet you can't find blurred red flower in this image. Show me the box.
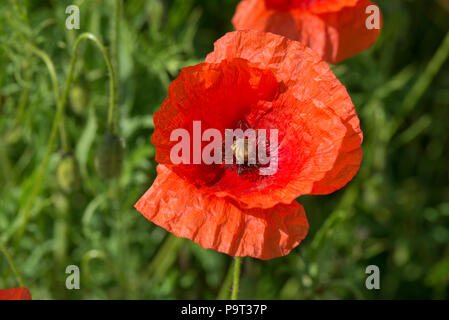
[0,287,32,300]
[232,0,382,64]
[135,30,362,260]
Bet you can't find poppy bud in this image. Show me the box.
[95,134,124,179]
[69,85,87,115]
[57,153,81,193]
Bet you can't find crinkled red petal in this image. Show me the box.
[265,0,359,12]
[308,0,359,13]
[135,165,309,260]
[233,0,381,63]
[206,30,363,196]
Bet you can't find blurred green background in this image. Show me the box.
[1,0,449,299]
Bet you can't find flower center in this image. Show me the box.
[232,137,256,164]
[224,135,266,180]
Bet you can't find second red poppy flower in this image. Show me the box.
[233,0,382,64]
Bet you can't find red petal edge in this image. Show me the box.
[0,287,32,300]
[135,165,309,260]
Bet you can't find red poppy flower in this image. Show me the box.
[232,0,382,64]
[0,287,32,300]
[135,30,362,260]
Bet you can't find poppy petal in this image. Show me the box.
[135,165,309,260]
[308,0,360,14]
[232,0,381,63]
[206,30,363,197]
[0,287,32,300]
[264,0,359,12]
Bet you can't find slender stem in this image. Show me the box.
[217,260,234,300]
[110,0,121,133]
[0,238,25,287]
[9,32,117,242]
[389,29,449,139]
[148,234,183,279]
[231,257,242,300]
[7,65,30,142]
[28,44,70,152]
[68,33,117,135]
[0,144,16,186]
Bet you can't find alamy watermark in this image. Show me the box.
[65,265,80,290]
[365,5,381,30]
[66,5,80,30]
[365,265,380,290]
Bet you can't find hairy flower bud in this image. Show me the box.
[69,85,87,115]
[57,153,81,193]
[95,134,124,179]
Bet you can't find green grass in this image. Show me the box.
[1,0,449,299]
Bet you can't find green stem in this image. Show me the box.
[69,33,117,135]
[217,260,234,300]
[0,142,16,187]
[231,257,242,300]
[7,65,30,143]
[28,44,70,153]
[9,32,117,242]
[148,234,183,279]
[110,0,121,133]
[0,238,25,287]
[388,29,449,139]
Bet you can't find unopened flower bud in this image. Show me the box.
[57,153,81,193]
[69,85,87,115]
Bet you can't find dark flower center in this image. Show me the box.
[222,121,273,180]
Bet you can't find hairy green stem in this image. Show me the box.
[70,33,117,135]
[28,44,70,152]
[0,144,16,186]
[231,257,242,300]
[7,66,30,142]
[389,29,449,139]
[110,0,121,133]
[217,260,234,300]
[9,32,117,241]
[148,234,183,280]
[0,238,25,287]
